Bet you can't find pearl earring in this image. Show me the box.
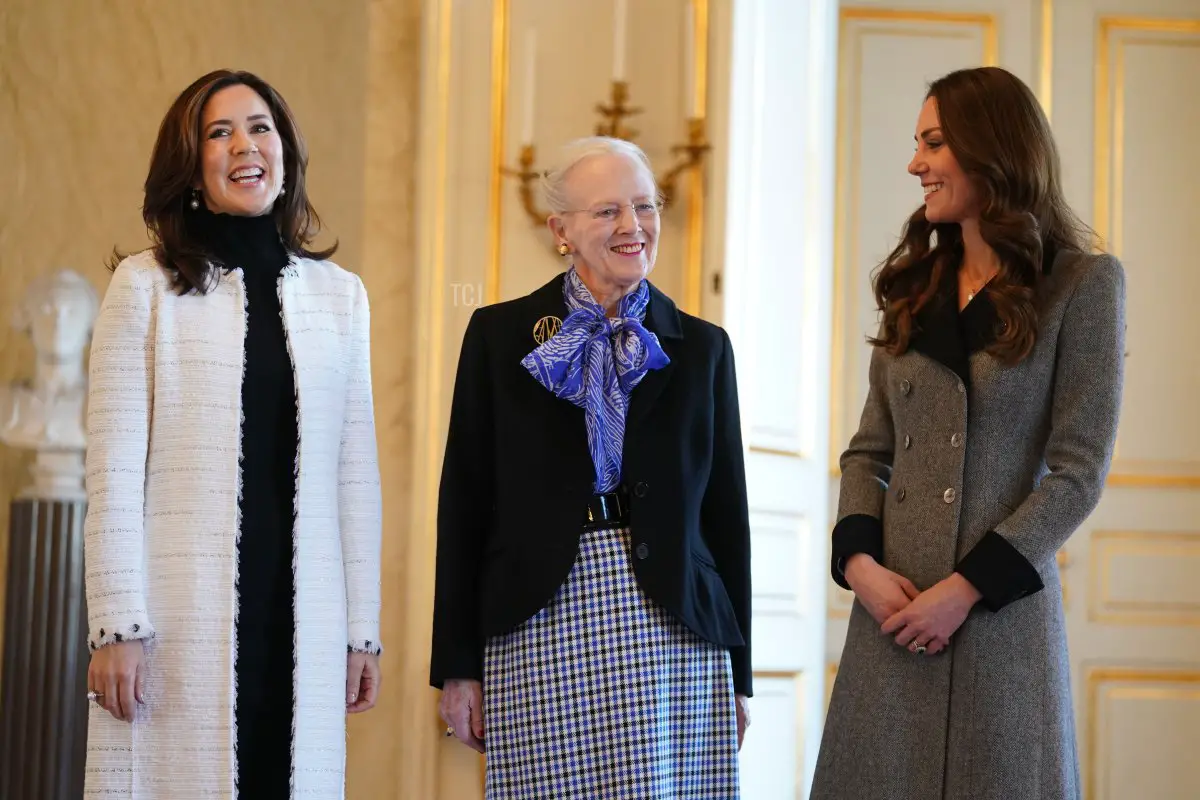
[189,190,200,210]
[557,243,570,256]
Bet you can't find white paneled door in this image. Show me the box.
[715,1,838,797]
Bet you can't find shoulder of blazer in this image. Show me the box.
[289,257,364,294]
[1041,248,1124,310]
[675,307,732,362]
[471,272,566,329]
[113,249,170,287]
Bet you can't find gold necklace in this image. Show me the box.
[965,271,998,302]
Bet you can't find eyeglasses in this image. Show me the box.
[561,199,665,221]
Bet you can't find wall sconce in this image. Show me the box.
[503,2,709,227]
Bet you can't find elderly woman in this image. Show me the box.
[431,136,751,797]
[812,67,1125,800]
[84,69,383,798]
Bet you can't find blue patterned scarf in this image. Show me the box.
[521,267,670,493]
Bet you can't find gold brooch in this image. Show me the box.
[533,315,562,344]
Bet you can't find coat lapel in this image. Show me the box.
[626,282,682,431]
[910,264,972,386]
[909,241,1059,388]
[519,272,585,433]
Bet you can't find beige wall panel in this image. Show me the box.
[1086,669,1200,800]
[1094,19,1200,486]
[1089,531,1200,626]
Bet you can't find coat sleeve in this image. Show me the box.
[429,309,494,689]
[956,255,1126,611]
[339,276,384,655]
[829,340,894,589]
[84,261,157,651]
[701,329,753,698]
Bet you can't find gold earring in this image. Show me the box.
[557,243,570,256]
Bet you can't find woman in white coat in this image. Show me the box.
[83,69,384,798]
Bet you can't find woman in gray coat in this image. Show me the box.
[812,66,1125,800]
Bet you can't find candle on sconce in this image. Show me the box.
[522,28,537,144]
[683,4,695,118]
[613,0,628,82]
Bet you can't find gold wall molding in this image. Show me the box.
[1094,16,1200,489]
[484,0,710,315]
[486,0,510,307]
[683,0,709,316]
[828,586,853,619]
[1039,0,1054,117]
[748,444,805,459]
[830,7,998,475]
[824,662,839,712]
[1084,666,1200,800]
[1088,530,1200,627]
[407,0,456,797]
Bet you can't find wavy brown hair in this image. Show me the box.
[110,69,335,294]
[869,66,1093,363]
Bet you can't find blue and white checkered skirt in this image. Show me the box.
[483,525,740,799]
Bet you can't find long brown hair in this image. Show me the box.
[869,66,1092,363]
[110,69,335,294]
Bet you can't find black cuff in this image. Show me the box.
[429,642,484,690]
[955,531,1045,612]
[830,514,884,590]
[730,646,752,698]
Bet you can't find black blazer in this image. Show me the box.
[429,273,753,697]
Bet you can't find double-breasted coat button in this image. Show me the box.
[904,434,912,449]
[633,481,649,498]
[951,433,963,447]
[943,488,957,504]
[635,543,650,559]
[897,487,906,503]
[900,379,912,395]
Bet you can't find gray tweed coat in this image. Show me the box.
[812,248,1125,800]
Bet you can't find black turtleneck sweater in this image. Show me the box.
[188,205,296,797]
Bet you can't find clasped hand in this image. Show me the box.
[844,554,981,655]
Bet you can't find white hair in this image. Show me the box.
[540,136,659,214]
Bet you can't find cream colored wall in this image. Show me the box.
[0,1,423,796]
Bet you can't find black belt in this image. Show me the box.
[583,488,630,527]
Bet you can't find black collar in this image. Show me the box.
[186,204,289,276]
[909,242,1058,387]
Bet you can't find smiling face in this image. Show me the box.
[908,96,979,224]
[195,84,285,217]
[549,153,660,294]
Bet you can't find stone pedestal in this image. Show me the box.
[0,499,89,800]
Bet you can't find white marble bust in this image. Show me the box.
[0,269,98,499]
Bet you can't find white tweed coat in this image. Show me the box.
[82,250,383,798]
